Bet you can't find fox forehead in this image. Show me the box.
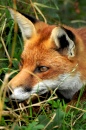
[21,31,58,64]
[24,25,56,49]
[21,43,58,68]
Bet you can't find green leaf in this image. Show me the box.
[38,109,65,130]
[13,124,20,130]
[25,122,44,130]
[38,115,50,126]
[53,109,65,125]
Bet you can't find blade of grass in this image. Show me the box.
[33,4,47,23]
[0,18,11,64]
[34,2,57,10]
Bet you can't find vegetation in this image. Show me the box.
[0,0,86,129]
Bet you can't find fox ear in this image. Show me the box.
[51,27,75,58]
[8,8,36,40]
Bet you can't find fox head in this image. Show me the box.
[7,8,84,102]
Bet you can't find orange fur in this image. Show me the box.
[7,8,86,103]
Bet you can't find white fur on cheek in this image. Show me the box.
[31,72,83,99]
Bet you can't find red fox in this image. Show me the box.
[7,8,86,103]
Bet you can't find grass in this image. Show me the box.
[0,0,86,130]
[0,93,86,130]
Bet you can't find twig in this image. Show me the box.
[29,0,38,19]
[13,96,58,112]
[68,105,86,113]
[72,113,84,126]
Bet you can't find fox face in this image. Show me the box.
[7,8,86,102]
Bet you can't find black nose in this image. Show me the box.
[6,87,12,97]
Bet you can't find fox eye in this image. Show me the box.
[35,66,49,73]
[40,66,49,72]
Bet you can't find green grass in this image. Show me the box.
[0,96,86,130]
[0,0,86,130]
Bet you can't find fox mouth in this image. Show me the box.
[8,79,57,102]
[8,85,49,102]
[9,89,48,102]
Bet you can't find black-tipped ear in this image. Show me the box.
[51,26,75,58]
[8,8,36,40]
[20,13,39,24]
